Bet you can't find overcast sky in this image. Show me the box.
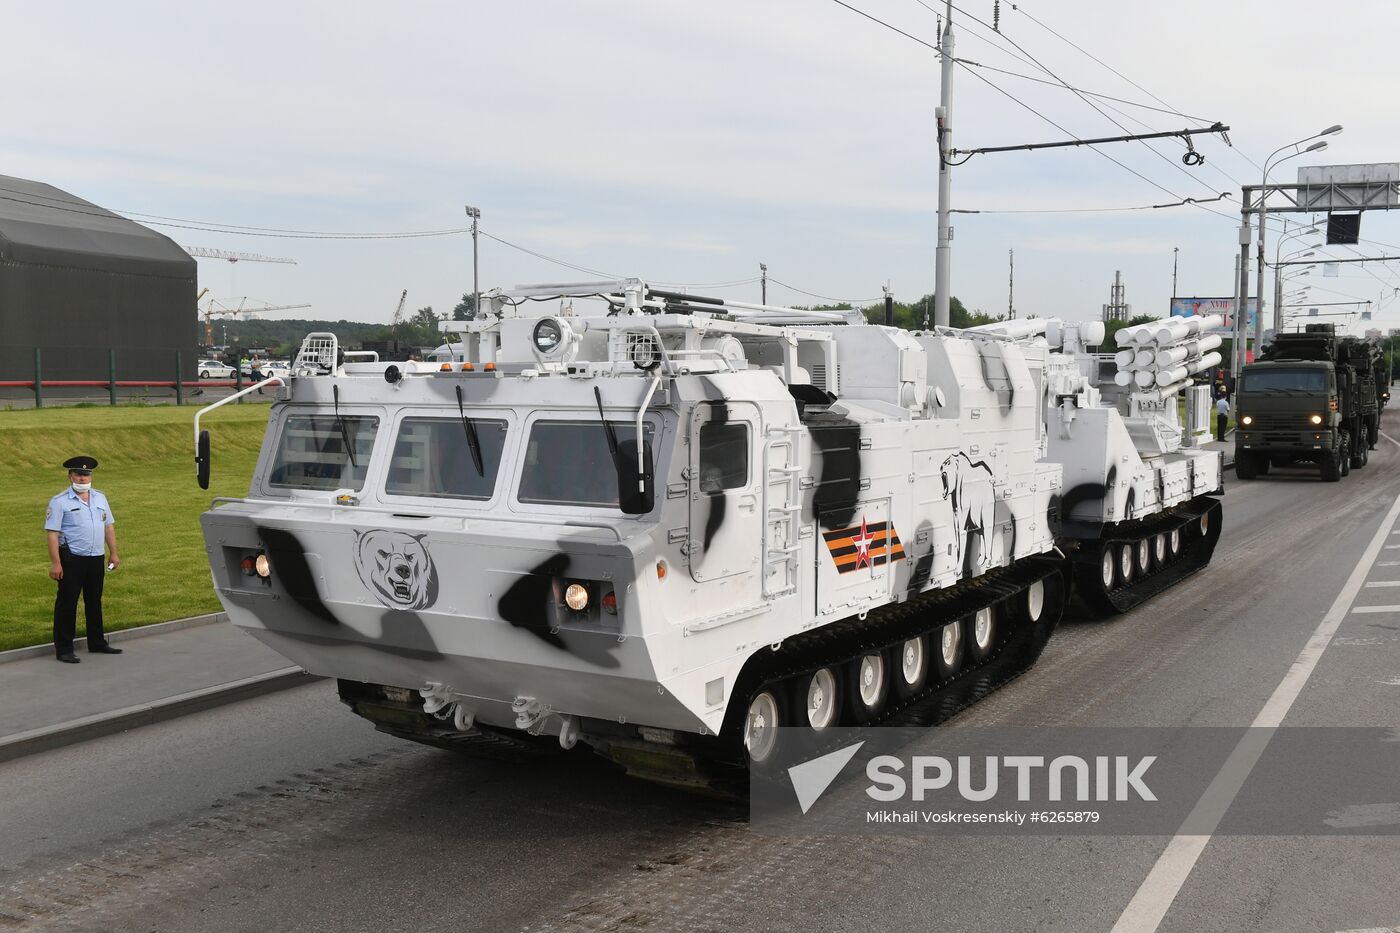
[6,0,1400,334]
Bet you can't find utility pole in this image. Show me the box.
[933,0,955,328]
[1007,249,1015,319]
[1234,192,1252,384]
[465,205,481,318]
[760,263,768,305]
[1172,247,1179,300]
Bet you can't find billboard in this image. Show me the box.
[1297,163,1399,211]
[1170,297,1258,336]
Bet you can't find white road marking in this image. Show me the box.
[1384,545,1400,550]
[1383,430,1400,450]
[1331,927,1400,932]
[1365,581,1400,587]
[1111,490,1400,933]
[1378,562,1400,567]
[1353,606,1400,614]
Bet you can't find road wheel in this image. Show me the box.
[933,622,963,681]
[744,687,785,766]
[200,369,211,379]
[894,636,931,698]
[1100,547,1116,590]
[847,652,889,722]
[1118,543,1135,584]
[1340,433,1352,477]
[1355,442,1369,469]
[1168,528,1182,558]
[1153,533,1167,566]
[1235,452,1257,480]
[965,606,997,664]
[1135,537,1152,575]
[801,667,841,731]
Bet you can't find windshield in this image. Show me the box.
[269,414,378,490]
[386,417,507,501]
[1242,369,1327,392]
[519,419,654,508]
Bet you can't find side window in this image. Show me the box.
[697,421,748,494]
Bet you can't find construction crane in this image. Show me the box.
[391,289,408,338]
[184,247,296,265]
[200,297,312,345]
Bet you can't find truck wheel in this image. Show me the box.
[1357,443,1369,468]
[1321,449,1342,482]
[1235,452,1259,480]
[1369,420,1379,449]
[1256,455,1271,476]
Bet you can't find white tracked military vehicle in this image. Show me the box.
[193,279,1083,790]
[968,314,1224,614]
[193,281,1217,790]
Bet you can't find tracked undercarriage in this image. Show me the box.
[340,557,1066,796]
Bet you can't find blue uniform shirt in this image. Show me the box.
[45,487,114,558]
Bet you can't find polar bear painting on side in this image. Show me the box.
[940,452,996,571]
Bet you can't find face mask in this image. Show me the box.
[72,482,91,494]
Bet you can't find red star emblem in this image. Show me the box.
[851,516,875,569]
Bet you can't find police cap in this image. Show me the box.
[63,455,99,473]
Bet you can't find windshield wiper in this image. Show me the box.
[594,386,622,480]
[455,384,485,477]
[333,384,358,469]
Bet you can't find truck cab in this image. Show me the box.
[1234,360,1343,480]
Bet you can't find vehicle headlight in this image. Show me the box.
[564,582,589,611]
[1240,415,1253,426]
[1310,414,1323,425]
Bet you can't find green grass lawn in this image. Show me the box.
[0,403,272,651]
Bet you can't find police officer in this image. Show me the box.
[44,456,122,663]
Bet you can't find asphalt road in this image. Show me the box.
[4,418,1400,933]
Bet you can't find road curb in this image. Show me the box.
[0,612,227,664]
[0,667,319,764]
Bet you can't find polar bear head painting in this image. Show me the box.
[353,529,439,611]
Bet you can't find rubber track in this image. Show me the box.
[1068,494,1223,616]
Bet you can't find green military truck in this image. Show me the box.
[1234,324,1379,482]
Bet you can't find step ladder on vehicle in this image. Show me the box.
[761,426,804,599]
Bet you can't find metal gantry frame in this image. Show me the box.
[1232,178,1400,382]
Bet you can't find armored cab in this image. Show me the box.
[968,316,1224,615]
[196,280,1078,790]
[1236,324,1375,481]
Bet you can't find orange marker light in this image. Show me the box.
[485,362,497,372]
[440,363,452,372]
[462,362,474,371]
[656,560,667,580]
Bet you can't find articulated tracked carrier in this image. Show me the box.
[194,282,1214,790]
[969,317,1224,615]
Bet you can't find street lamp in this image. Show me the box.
[1259,126,1342,338]
[465,205,481,319]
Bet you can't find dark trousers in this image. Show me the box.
[53,552,107,655]
[1216,413,1227,441]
